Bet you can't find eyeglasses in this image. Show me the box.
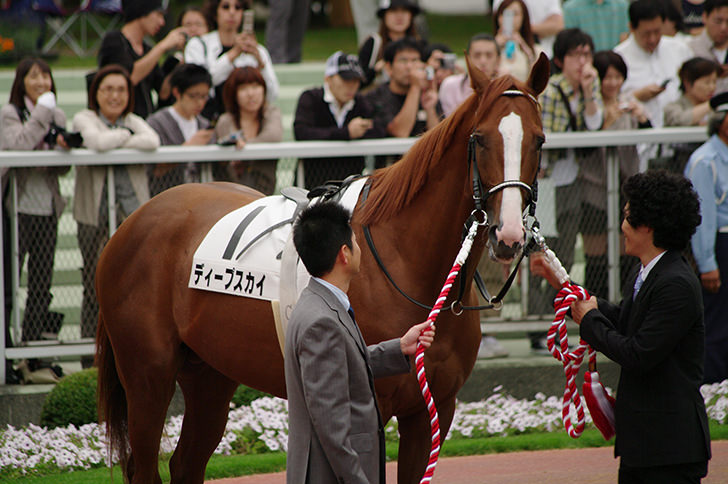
[220,2,242,10]
[98,86,127,96]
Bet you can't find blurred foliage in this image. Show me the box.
[40,368,98,429]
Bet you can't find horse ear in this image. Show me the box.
[466,53,490,95]
[527,52,550,96]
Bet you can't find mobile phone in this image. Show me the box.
[242,9,254,34]
[660,79,670,89]
[503,8,515,37]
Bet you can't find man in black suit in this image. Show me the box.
[535,171,712,483]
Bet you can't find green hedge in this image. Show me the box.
[40,368,98,429]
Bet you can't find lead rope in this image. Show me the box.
[532,227,616,440]
[416,218,483,483]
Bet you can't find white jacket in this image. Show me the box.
[71,109,159,226]
[184,31,279,102]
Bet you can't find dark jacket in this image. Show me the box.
[581,250,711,468]
[293,87,379,189]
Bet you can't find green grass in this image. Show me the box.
[5,424,727,483]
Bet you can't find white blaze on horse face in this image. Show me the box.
[497,112,525,247]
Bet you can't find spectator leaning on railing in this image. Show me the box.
[215,66,283,194]
[0,58,70,343]
[664,57,720,174]
[294,52,377,190]
[72,65,160,361]
[146,63,216,196]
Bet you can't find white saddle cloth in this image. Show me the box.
[188,178,367,301]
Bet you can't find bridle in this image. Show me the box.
[362,88,543,313]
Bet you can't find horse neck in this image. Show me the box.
[382,126,483,270]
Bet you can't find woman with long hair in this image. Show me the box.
[493,0,541,82]
[72,64,159,346]
[357,0,422,88]
[184,0,279,120]
[214,66,282,194]
[0,57,70,342]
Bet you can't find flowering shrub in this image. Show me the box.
[1,381,727,479]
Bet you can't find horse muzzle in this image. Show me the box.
[487,224,525,263]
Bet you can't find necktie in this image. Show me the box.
[348,307,356,322]
[633,272,644,300]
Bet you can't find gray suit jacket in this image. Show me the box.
[284,279,410,484]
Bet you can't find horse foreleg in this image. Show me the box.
[396,397,457,484]
[169,358,238,484]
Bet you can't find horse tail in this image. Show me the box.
[96,311,131,474]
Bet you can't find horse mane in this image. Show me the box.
[357,75,526,226]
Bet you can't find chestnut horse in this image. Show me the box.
[95,55,549,484]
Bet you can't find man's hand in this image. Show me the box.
[529,252,562,290]
[184,129,214,146]
[701,269,721,293]
[580,64,598,97]
[347,117,373,139]
[633,84,665,102]
[570,296,598,325]
[161,27,188,51]
[400,321,436,355]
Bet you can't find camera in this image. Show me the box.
[44,123,84,148]
[440,53,457,71]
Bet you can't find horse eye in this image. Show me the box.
[472,133,486,148]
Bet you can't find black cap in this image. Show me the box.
[122,0,164,23]
[710,92,728,113]
[376,0,421,18]
[325,51,366,82]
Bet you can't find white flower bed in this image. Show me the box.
[1,381,727,477]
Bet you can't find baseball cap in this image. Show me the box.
[324,51,366,82]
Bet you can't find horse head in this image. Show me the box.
[468,53,549,263]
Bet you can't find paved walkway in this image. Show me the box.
[208,440,727,484]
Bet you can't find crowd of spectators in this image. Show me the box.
[2,0,728,384]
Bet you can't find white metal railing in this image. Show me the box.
[0,127,709,383]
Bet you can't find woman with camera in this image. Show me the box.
[0,57,72,343]
[215,66,282,193]
[72,64,159,351]
[184,0,279,121]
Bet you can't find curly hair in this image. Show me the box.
[622,170,701,251]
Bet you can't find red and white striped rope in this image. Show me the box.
[541,248,599,438]
[416,220,480,484]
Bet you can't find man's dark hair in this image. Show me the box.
[704,0,728,15]
[383,37,423,64]
[170,63,212,93]
[622,171,701,251]
[467,33,499,56]
[553,28,594,64]
[628,0,665,29]
[293,201,353,277]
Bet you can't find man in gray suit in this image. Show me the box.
[284,201,434,484]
